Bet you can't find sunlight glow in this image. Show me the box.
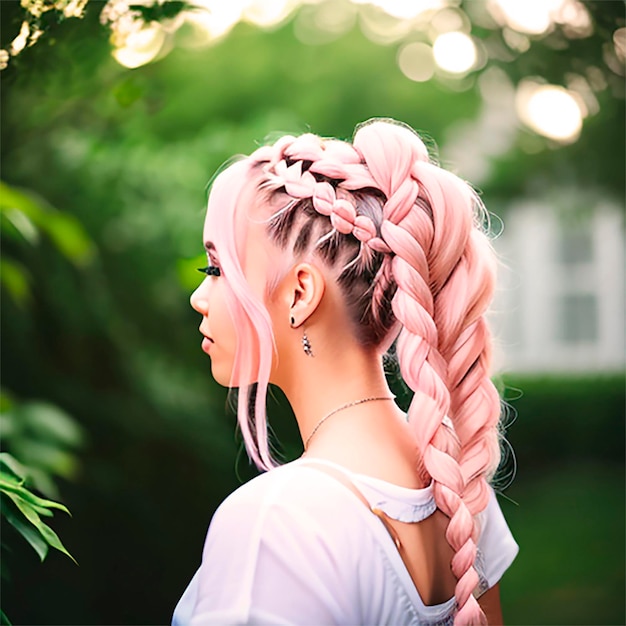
[433,32,476,74]
[397,42,435,82]
[614,27,626,63]
[243,0,295,28]
[99,0,590,75]
[113,23,166,68]
[430,8,467,35]
[489,0,565,35]
[9,22,31,56]
[489,0,591,38]
[368,0,445,20]
[516,81,584,142]
[358,6,414,45]
[189,0,243,40]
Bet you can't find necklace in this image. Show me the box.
[304,396,395,450]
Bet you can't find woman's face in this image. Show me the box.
[189,174,279,387]
[189,235,237,387]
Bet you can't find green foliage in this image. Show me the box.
[0,181,94,265]
[129,1,200,23]
[1,391,86,498]
[0,450,77,624]
[0,452,75,564]
[501,374,625,470]
[0,394,83,623]
[0,181,95,306]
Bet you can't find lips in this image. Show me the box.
[199,325,214,354]
[201,336,213,354]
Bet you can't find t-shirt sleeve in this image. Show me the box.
[185,471,363,626]
[475,487,519,595]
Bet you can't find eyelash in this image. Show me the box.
[197,265,221,277]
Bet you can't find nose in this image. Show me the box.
[190,281,209,316]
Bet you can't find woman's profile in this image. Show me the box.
[174,118,518,626]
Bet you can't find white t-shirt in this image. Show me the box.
[173,459,518,626]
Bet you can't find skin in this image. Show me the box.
[189,178,504,622]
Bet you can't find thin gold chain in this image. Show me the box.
[304,396,395,450]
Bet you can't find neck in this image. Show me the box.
[276,337,398,452]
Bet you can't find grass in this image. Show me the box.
[499,462,625,625]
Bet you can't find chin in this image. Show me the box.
[210,358,263,388]
[210,364,233,388]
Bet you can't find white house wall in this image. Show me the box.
[490,200,625,374]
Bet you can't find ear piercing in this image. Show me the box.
[290,315,314,357]
[301,330,313,357]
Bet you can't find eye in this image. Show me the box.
[197,265,221,277]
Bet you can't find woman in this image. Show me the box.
[174,119,518,626]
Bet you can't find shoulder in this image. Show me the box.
[192,462,376,625]
[210,461,367,533]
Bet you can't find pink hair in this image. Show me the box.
[206,160,278,470]
[204,119,502,624]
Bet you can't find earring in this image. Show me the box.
[302,329,314,357]
[290,316,295,327]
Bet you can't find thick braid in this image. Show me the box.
[410,160,501,512]
[355,121,488,625]
[436,228,501,511]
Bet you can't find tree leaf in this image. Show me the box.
[1,494,48,562]
[0,389,14,413]
[2,491,76,564]
[44,212,95,267]
[0,479,70,515]
[19,402,86,448]
[9,440,78,481]
[0,257,32,306]
[0,181,94,266]
[1,208,39,244]
[0,181,46,223]
[0,453,29,482]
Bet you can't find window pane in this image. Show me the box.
[559,227,593,265]
[558,293,598,343]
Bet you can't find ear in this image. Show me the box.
[282,262,326,327]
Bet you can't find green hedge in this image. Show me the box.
[499,373,625,470]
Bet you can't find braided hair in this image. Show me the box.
[206,118,501,625]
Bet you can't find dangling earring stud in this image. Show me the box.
[301,329,314,357]
[290,315,314,356]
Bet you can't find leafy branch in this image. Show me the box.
[0,453,76,565]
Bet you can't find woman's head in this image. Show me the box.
[191,118,501,625]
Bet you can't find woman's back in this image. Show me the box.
[304,405,458,607]
[173,460,517,625]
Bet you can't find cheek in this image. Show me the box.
[206,288,238,386]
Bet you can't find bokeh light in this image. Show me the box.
[112,22,166,68]
[489,0,564,35]
[516,81,584,142]
[489,0,592,37]
[397,41,435,82]
[432,31,477,74]
[363,0,445,20]
[242,0,295,28]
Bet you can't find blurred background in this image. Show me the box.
[0,1,624,624]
